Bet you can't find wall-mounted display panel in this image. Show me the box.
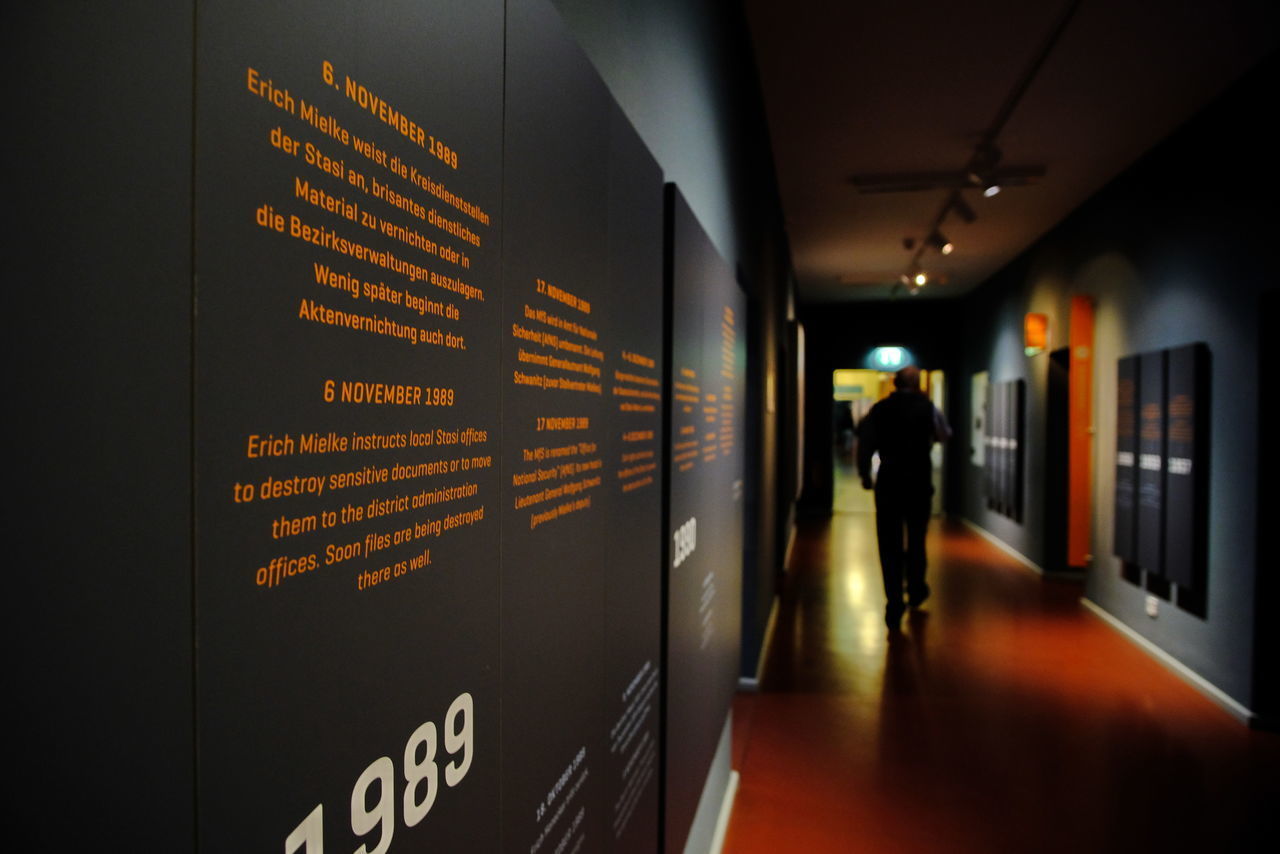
[194,1,505,850]
[499,0,611,849]
[499,1,666,850]
[1115,343,1209,609]
[40,0,731,848]
[983,379,1025,522]
[1011,379,1025,523]
[601,104,666,853]
[1113,355,1139,563]
[15,3,198,846]
[1162,343,1209,589]
[971,371,988,468]
[1136,350,1167,576]
[664,185,746,854]
[984,380,1000,512]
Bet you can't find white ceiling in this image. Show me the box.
[744,0,1277,303]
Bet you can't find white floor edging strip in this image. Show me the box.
[958,517,1046,575]
[1079,597,1254,725]
[708,769,740,854]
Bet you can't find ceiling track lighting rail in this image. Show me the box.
[889,0,1082,296]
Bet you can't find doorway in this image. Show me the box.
[832,368,946,515]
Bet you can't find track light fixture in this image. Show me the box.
[952,193,976,224]
[895,193,971,294]
[879,0,1083,300]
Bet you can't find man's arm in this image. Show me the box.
[932,403,952,443]
[856,411,877,489]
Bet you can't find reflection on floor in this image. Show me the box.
[831,453,875,515]
[723,510,1279,853]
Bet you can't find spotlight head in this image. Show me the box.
[927,230,953,255]
[913,271,928,286]
[983,183,1001,198]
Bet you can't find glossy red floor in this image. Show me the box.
[723,510,1279,853]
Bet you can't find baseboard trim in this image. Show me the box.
[958,517,1046,576]
[738,595,780,692]
[1079,597,1255,726]
[708,770,740,854]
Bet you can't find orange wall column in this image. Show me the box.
[1068,295,1095,568]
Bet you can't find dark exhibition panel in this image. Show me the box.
[601,104,667,853]
[13,3,197,847]
[17,1,1277,850]
[546,1,793,688]
[195,2,504,849]
[983,379,1025,523]
[19,0,751,849]
[1162,343,1209,592]
[1136,349,1167,578]
[1114,355,1139,564]
[500,0,666,850]
[664,187,748,853]
[500,0,612,848]
[1111,343,1209,609]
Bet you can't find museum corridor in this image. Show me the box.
[723,496,1280,852]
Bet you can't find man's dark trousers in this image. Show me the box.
[874,470,932,614]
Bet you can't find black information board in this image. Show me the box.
[983,384,996,509]
[1011,379,1025,524]
[1114,355,1139,562]
[664,185,746,854]
[500,0,611,848]
[601,103,666,853]
[15,2,197,846]
[989,380,1003,513]
[194,2,504,849]
[1116,343,1210,600]
[1136,349,1168,577]
[998,380,1010,514]
[499,2,666,852]
[1163,343,1209,588]
[982,379,1025,522]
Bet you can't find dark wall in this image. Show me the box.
[1258,288,1278,722]
[552,0,795,680]
[952,57,1275,712]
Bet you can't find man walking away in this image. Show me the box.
[857,365,951,630]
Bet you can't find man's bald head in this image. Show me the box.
[894,365,921,390]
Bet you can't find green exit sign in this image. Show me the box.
[872,346,905,368]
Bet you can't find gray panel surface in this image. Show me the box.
[500,0,611,849]
[195,2,504,849]
[13,2,197,847]
[664,186,745,854]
